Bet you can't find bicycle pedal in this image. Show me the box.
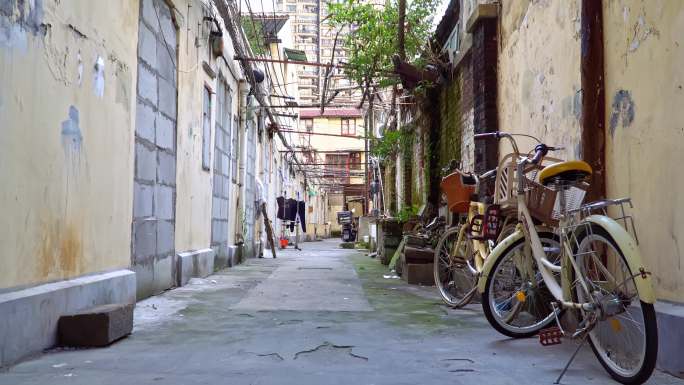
[539,326,563,346]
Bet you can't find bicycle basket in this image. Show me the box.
[440,171,476,214]
[494,153,562,210]
[524,177,587,224]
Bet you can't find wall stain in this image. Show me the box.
[38,220,83,279]
[61,105,83,155]
[609,90,635,137]
[629,14,659,53]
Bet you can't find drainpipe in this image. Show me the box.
[236,79,249,245]
[580,0,606,201]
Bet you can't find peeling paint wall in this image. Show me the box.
[0,0,139,289]
[604,0,684,302]
[497,0,583,158]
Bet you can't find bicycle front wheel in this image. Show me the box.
[433,225,477,308]
[573,224,657,385]
[482,233,560,338]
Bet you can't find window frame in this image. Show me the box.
[340,118,356,136]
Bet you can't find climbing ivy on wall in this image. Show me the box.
[438,79,462,170]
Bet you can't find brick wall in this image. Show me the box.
[471,18,499,176]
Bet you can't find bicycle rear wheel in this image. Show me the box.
[573,224,657,385]
[433,225,477,308]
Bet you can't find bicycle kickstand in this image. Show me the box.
[554,334,587,384]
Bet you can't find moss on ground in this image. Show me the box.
[350,254,475,332]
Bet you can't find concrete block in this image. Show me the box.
[58,304,133,347]
[156,38,175,83]
[177,249,216,286]
[131,262,155,300]
[152,254,175,294]
[157,3,177,48]
[195,248,215,277]
[133,218,156,258]
[177,252,194,287]
[404,263,435,286]
[221,154,229,177]
[133,183,153,218]
[156,151,176,185]
[158,78,176,119]
[156,220,175,256]
[135,101,155,143]
[656,302,684,378]
[212,197,221,219]
[135,141,156,182]
[141,0,159,33]
[0,270,135,367]
[154,184,174,220]
[155,114,175,151]
[227,245,238,267]
[137,63,158,106]
[138,23,157,68]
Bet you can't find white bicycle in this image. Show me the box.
[476,132,658,384]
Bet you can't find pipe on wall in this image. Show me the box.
[580,0,606,201]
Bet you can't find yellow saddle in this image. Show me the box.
[539,160,592,186]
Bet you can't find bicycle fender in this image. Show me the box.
[477,229,526,293]
[584,215,656,304]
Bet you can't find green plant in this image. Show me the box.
[328,0,440,89]
[372,130,401,158]
[396,204,420,222]
[241,18,266,56]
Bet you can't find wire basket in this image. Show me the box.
[494,153,563,210]
[524,178,587,224]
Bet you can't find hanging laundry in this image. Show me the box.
[286,198,297,231]
[297,200,306,233]
[276,196,285,220]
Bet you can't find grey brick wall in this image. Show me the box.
[211,78,233,268]
[132,0,178,298]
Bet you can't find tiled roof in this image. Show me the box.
[300,108,363,118]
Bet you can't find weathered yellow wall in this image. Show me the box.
[172,0,214,252]
[603,0,684,302]
[498,0,583,158]
[0,0,139,289]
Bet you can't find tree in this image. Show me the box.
[327,0,439,89]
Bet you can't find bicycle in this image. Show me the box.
[476,132,657,384]
[434,154,560,312]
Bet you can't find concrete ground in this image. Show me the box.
[0,239,681,385]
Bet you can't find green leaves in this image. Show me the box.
[328,0,440,87]
[242,18,267,56]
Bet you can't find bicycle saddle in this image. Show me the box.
[539,160,592,186]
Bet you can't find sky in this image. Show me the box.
[240,0,452,31]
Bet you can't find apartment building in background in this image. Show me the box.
[275,0,363,106]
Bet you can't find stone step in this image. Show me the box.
[58,303,134,347]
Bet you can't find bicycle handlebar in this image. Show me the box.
[474,131,562,164]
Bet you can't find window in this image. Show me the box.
[341,118,355,136]
[302,119,313,132]
[202,86,212,170]
[349,152,362,170]
[325,154,349,184]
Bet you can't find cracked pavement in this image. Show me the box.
[0,239,680,385]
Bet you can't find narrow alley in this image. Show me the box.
[0,240,678,385]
